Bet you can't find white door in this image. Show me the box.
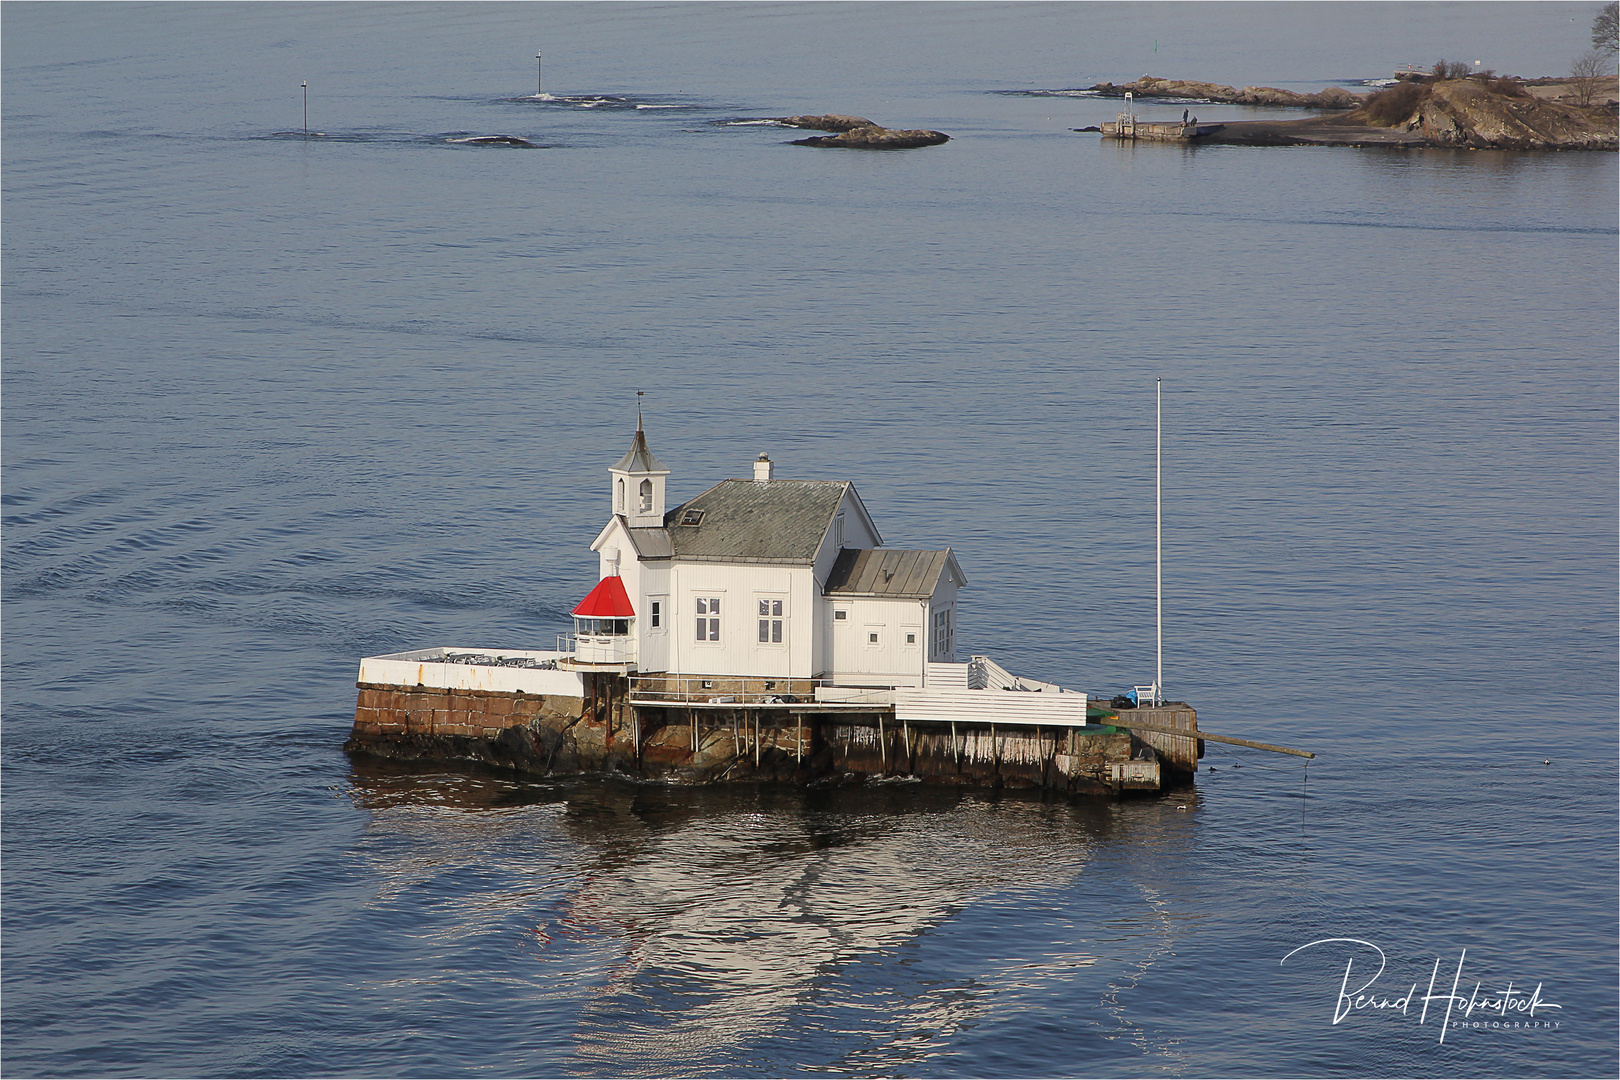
[831,605,857,677]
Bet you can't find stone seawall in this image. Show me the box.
[346,681,1180,796]
[345,681,605,774]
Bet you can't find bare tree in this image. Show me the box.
[1593,2,1619,56]
[1570,51,1609,106]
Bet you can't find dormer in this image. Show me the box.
[609,423,670,529]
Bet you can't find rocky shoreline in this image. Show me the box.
[1089,75,1618,151]
[1087,74,1363,109]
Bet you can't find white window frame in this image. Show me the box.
[693,593,723,645]
[649,595,667,633]
[755,595,787,647]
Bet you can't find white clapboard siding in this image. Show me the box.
[358,648,585,698]
[893,687,1090,728]
[924,662,970,688]
[969,655,1017,690]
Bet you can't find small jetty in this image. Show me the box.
[1101,95,1220,142]
[1101,118,1223,141]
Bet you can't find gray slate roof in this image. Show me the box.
[611,429,669,474]
[824,547,963,599]
[624,527,674,559]
[660,479,850,563]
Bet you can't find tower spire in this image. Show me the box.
[609,405,669,527]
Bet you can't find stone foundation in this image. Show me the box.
[346,680,1176,796]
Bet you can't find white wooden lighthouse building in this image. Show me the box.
[572,424,966,688]
[352,422,1194,793]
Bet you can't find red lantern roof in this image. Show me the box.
[571,575,636,618]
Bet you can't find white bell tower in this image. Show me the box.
[608,415,669,529]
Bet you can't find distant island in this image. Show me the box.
[1086,74,1364,110]
[1084,73,1618,151]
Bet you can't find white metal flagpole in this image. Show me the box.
[1156,377,1163,706]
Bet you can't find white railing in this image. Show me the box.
[629,675,827,706]
[558,633,636,665]
[628,656,1085,718]
[813,685,897,706]
[970,655,1011,689]
[627,676,904,708]
[969,655,1078,694]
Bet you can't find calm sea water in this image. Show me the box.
[4,4,1616,1077]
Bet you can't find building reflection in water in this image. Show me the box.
[346,759,1200,1074]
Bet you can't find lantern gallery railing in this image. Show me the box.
[558,632,637,664]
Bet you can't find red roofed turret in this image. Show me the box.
[572,575,636,618]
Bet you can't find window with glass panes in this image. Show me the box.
[757,598,784,644]
[694,596,720,641]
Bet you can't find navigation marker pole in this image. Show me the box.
[1156,376,1163,707]
[536,51,543,96]
[302,81,308,136]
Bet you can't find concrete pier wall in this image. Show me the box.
[1116,704,1202,777]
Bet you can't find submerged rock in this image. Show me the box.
[776,113,950,149]
[776,114,878,132]
[790,125,950,149]
[448,134,537,147]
